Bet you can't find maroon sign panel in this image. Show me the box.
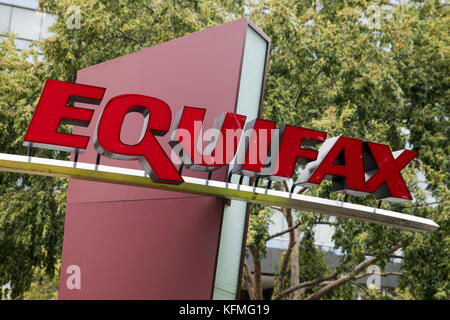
[58,18,253,299]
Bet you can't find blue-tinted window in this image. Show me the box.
[0,4,12,34]
[10,6,42,40]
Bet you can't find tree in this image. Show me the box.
[1,0,246,299]
[21,265,60,300]
[39,0,245,81]
[243,0,449,300]
[0,0,447,299]
[0,37,67,299]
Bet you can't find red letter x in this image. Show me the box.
[365,142,418,202]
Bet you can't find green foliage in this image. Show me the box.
[297,231,330,295]
[248,0,449,299]
[400,201,449,299]
[21,265,59,300]
[0,0,247,299]
[0,37,67,299]
[39,0,245,81]
[247,204,273,259]
[272,228,332,299]
[0,0,447,299]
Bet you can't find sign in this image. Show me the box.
[0,18,438,300]
[24,78,418,203]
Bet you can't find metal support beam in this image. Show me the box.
[0,153,438,233]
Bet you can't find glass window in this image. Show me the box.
[0,0,38,10]
[40,13,56,39]
[14,38,32,50]
[10,7,42,41]
[0,4,12,35]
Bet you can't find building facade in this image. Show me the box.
[0,0,55,50]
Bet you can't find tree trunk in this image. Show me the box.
[289,224,300,299]
[249,245,263,300]
[277,208,294,295]
[244,263,256,300]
